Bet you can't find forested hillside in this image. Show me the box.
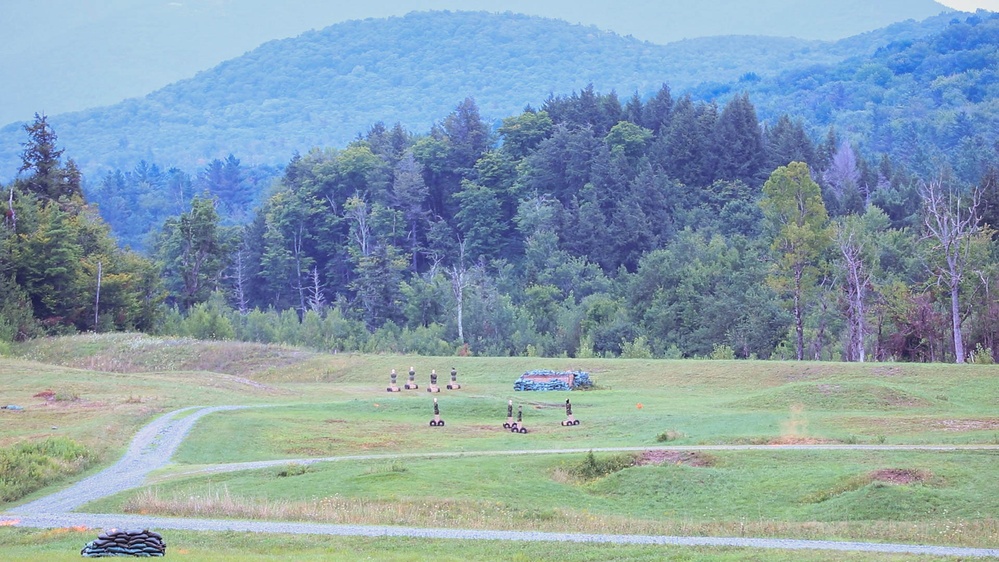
[0,0,951,125]
[739,12,999,187]
[2,12,998,365]
[0,11,962,182]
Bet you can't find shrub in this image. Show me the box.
[0,437,97,502]
[276,463,312,477]
[968,343,994,364]
[709,343,736,360]
[621,336,654,359]
[567,450,636,480]
[656,429,685,442]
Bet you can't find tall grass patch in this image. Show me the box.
[0,437,97,502]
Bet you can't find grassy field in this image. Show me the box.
[2,332,999,559]
[0,527,965,562]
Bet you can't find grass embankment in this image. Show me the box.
[81,449,998,548]
[3,333,999,556]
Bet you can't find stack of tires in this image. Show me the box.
[513,378,570,391]
[81,528,166,557]
[513,369,592,391]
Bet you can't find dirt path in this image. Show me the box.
[12,405,248,514]
[4,405,999,559]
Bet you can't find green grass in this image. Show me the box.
[80,449,999,547]
[0,528,978,561]
[4,333,999,558]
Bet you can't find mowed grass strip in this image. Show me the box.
[0,528,947,562]
[84,449,999,548]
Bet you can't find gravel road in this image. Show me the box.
[12,405,248,514]
[4,405,998,559]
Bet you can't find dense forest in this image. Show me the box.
[2,12,999,363]
[3,58,998,363]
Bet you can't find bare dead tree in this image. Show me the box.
[448,237,468,344]
[306,266,326,313]
[228,245,250,315]
[836,222,873,362]
[920,179,981,363]
[6,185,15,231]
[346,195,371,258]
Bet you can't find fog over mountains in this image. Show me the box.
[2,3,983,181]
[1,0,954,126]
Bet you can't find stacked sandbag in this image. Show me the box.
[81,528,166,557]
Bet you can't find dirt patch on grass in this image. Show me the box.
[768,435,837,445]
[525,401,566,410]
[871,366,904,378]
[637,450,714,467]
[869,468,932,485]
[936,418,999,431]
[840,416,999,434]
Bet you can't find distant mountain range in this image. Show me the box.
[0,9,968,181]
[0,0,954,127]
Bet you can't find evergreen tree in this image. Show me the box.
[661,95,702,186]
[18,113,83,201]
[764,114,816,173]
[641,84,674,134]
[712,93,765,186]
[392,150,430,272]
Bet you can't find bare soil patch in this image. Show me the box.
[937,418,999,431]
[637,450,714,467]
[869,468,932,485]
[768,435,836,445]
[871,366,904,378]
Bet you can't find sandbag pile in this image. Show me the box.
[513,369,593,391]
[81,528,166,557]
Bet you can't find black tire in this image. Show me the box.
[439,420,445,426]
[572,420,580,425]
[430,420,437,426]
[519,427,528,434]
[503,423,511,429]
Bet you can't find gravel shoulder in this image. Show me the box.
[3,406,998,559]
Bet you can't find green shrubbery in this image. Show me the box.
[0,437,97,503]
[567,450,636,480]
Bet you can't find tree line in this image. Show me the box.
[2,83,997,362]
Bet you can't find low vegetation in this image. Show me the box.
[2,336,999,559]
[0,526,950,562]
[0,438,96,503]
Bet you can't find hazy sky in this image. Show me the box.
[937,0,999,9]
